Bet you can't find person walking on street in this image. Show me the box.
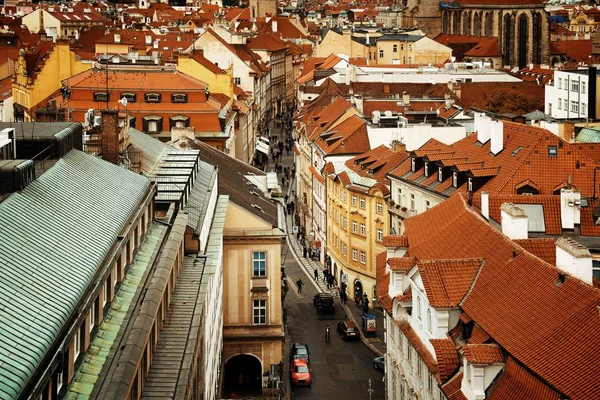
[303,246,308,258]
[323,268,328,282]
[314,268,318,280]
[325,325,331,342]
[296,278,304,294]
[340,290,347,304]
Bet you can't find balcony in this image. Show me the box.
[388,204,417,219]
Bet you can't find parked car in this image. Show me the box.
[373,356,385,372]
[290,359,312,386]
[291,342,310,363]
[313,293,335,313]
[337,320,360,340]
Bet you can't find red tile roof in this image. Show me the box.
[388,256,416,272]
[467,324,491,344]
[462,344,503,365]
[397,319,438,374]
[313,114,369,155]
[441,372,468,400]
[417,259,482,308]
[376,251,392,312]
[430,338,460,383]
[487,357,559,400]
[345,145,409,182]
[382,234,408,248]
[247,32,288,52]
[404,193,600,399]
[512,239,556,265]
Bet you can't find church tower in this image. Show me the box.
[249,0,277,19]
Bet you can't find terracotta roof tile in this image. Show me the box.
[417,259,482,308]
[487,357,559,400]
[430,339,460,383]
[382,235,408,248]
[467,324,491,344]
[345,145,408,182]
[404,193,600,399]
[397,320,438,374]
[462,344,504,365]
[441,371,467,400]
[388,256,416,272]
[314,115,369,155]
[512,239,556,265]
[309,165,325,184]
[376,251,392,312]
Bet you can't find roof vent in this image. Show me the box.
[252,204,262,210]
[554,272,568,286]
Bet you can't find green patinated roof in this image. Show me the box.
[0,150,150,398]
[65,223,167,400]
[576,127,600,143]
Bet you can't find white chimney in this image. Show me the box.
[480,191,489,220]
[490,119,504,155]
[475,112,491,143]
[560,187,581,229]
[555,237,593,284]
[366,33,370,45]
[145,35,152,45]
[114,33,121,43]
[153,39,159,49]
[500,203,528,240]
[272,20,277,32]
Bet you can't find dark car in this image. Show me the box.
[373,356,385,372]
[291,343,310,363]
[337,320,360,340]
[313,293,335,313]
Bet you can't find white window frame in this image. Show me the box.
[425,200,431,210]
[341,191,347,202]
[376,202,383,214]
[438,167,443,182]
[252,299,267,325]
[582,103,587,115]
[571,101,579,113]
[360,251,366,264]
[252,251,267,277]
[571,81,579,92]
[73,330,81,363]
[359,197,366,209]
[342,243,347,255]
[90,303,95,330]
[468,177,473,192]
[352,195,357,206]
[397,188,403,205]
[377,228,383,241]
[558,98,562,110]
[558,77,562,89]
[410,194,415,210]
[352,249,358,261]
[424,162,429,177]
[103,283,107,307]
[582,81,586,94]
[360,223,366,235]
[427,308,432,334]
[352,221,358,233]
[57,370,64,392]
[411,158,416,172]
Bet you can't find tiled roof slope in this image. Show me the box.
[462,343,503,364]
[418,259,482,308]
[390,122,599,198]
[430,338,460,382]
[487,357,560,400]
[0,150,150,398]
[512,239,556,265]
[313,114,369,155]
[376,251,392,312]
[403,193,600,399]
[441,372,468,400]
[345,145,409,183]
[382,235,408,248]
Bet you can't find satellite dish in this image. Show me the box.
[119,97,128,107]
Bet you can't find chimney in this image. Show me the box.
[101,109,120,165]
[475,112,491,143]
[480,191,489,220]
[555,237,593,284]
[560,187,581,229]
[114,33,121,43]
[500,203,528,240]
[145,34,152,45]
[366,33,370,44]
[177,34,181,42]
[272,20,277,32]
[444,93,454,109]
[402,92,410,105]
[588,66,596,120]
[390,139,406,153]
[490,119,504,155]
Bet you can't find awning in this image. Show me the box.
[256,141,269,155]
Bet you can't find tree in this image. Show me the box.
[484,88,543,115]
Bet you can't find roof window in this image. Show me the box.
[171,93,188,103]
[145,93,161,103]
[548,145,558,157]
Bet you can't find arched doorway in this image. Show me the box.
[223,354,263,398]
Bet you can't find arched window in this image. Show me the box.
[443,12,450,33]
[463,11,471,35]
[453,12,461,35]
[474,13,481,36]
[518,14,529,68]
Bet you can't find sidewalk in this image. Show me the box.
[271,122,386,358]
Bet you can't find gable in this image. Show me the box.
[224,202,272,231]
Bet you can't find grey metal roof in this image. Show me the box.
[184,161,218,233]
[0,122,81,139]
[576,127,600,143]
[0,150,150,398]
[377,34,423,42]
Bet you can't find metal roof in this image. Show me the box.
[184,161,217,233]
[0,150,150,398]
[576,128,600,143]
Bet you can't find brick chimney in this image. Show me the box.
[390,139,406,153]
[101,109,120,165]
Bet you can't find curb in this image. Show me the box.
[340,303,385,358]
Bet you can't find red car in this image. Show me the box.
[290,359,312,386]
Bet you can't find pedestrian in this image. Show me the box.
[323,268,328,282]
[327,274,334,289]
[355,293,361,306]
[303,246,308,258]
[314,268,318,280]
[340,290,347,304]
[281,176,286,187]
[284,194,289,203]
[296,278,304,294]
[325,325,331,342]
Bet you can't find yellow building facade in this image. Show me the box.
[12,41,91,121]
[326,175,388,303]
[376,34,452,65]
[177,53,234,100]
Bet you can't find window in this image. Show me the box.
[170,115,190,129]
[120,92,136,102]
[359,197,365,209]
[397,188,403,206]
[558,98,562,110]
[145,93,161,103]
[411,158,416,171]
[73,330,81,362]
[548,103,552,115]
[571,81,579,92]
[252,300,267,325]
[360,223,366,235]
[415,296,420,319]
[408,44,412,51]
[393,44,398,52]
[379,49,384,58]
[427,309,432,334]
[342,243,347,255]
[583,103,587,115]
[57,370,64,391]
[410,194,415,210]
[582,81,586,94]
[352,221,358,233]
[360,251,366,264]
[93,92,108,102]
[401,44,404,50]
[234,77,241,85]
[452,172,457,187]
[376,202,383,214]
[352,248,358,261]
[424,162,429,177]
[341,191,347,202]
[468,177,473,192]
[438,167,443,182]
[103,283,107,306]
[571,101,579,113]
[352,195,357,206]
[377,228,383,241]
[341,216,347,229]
[425,200,430,210]
[548,145,558,157]
[143,116,163,133]
[252,251,266,277]
[171,93,188,103]
[90,303,95,330]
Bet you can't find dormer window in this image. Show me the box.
[171,93,188,103]
[468,177,473,192]
[411,157,416,172]
[120,93,136,102]
[145,93,161,103]
[424,162,429,177]
[438,167,443,182]
[453,172,458,187]
[93,92,108,102]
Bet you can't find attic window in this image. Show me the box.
[120,93,136,102]
[171,93,188,103]
[93,92,108,102]
[452,172,457,187]
[511,146,523,157]
[468,177,473,192]
[424,162,429,177]
[438,167,443,182]
[411,157,416,172]
[145,93,161,103]
[548,145,558,157]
